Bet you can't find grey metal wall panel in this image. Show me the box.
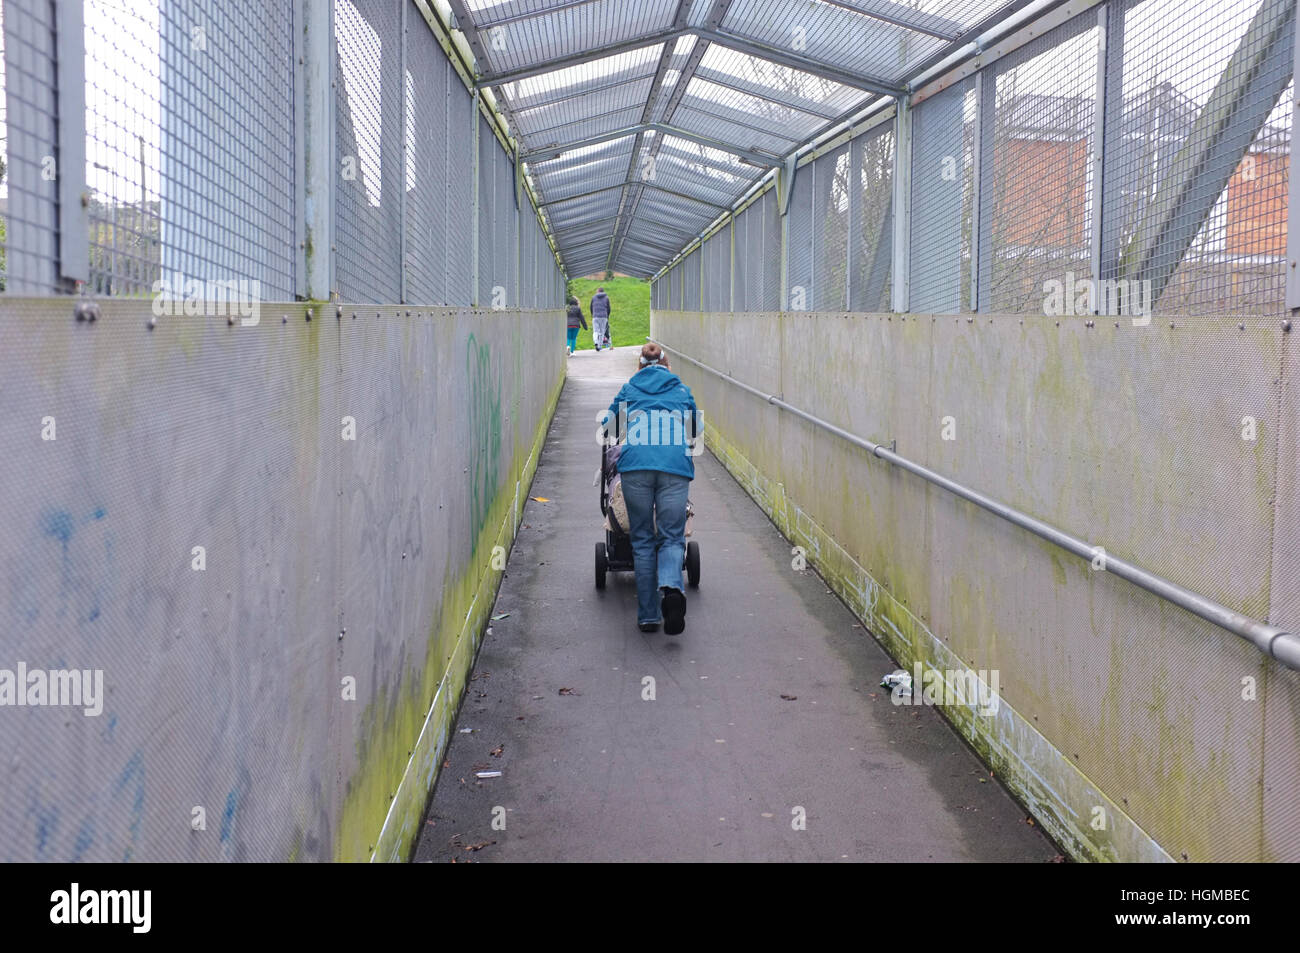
[658,306,1300,862]
[0,301,564,861]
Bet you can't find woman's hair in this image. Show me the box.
[567,296,578,306]
[639,342,667,367]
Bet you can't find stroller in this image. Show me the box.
[595,443,700,590]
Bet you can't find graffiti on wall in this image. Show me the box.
[466,334,502,548]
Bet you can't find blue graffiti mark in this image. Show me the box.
[101,712,118,742]
[115,751,145,862]
[40,509,75,546]
[28,799,59,856]
[92,508,105,521]
[220,790,238,844]
[72,819,95,861]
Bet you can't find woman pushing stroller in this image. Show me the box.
[601,343,701,634]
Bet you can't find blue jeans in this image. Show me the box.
[566,327,579,350]
[620,470,690,625]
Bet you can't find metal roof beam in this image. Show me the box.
[690,67,845,120]
[510,67,658,113]
[541,181,731,211]
[523,122,779,167]
[698,27,903,95]
[611,3,731,269]
[816,0,964,42]
[474,0,607,30]
[475,26,684,87]
[602,0,703,273]
[477,28,904,95]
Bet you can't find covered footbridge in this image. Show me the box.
[1,0,1298,864]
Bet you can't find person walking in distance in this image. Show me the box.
[566,295,587,355]
[590,287,612,352]
[604,342,700,634]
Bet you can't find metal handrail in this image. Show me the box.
[651,339,1300,672]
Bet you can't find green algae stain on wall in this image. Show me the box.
[332,368,564,863]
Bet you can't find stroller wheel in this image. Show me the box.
[685,541,700,588]
[595,542,608,589]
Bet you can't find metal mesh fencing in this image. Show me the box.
[0,0,59,294]
[500,150,518,309]
[659,0,1295,323]
[910,78,975,314]
[478,114,497,307]
[702,224,729,311]
[812,143,850,311]
[979,10,1098,315]
[445,77,476,307]
[1101,0,1294,318]
[405,23,449,306]
[850,122,893,312]
[0,1,561,307]
[787,158,813,311]
[335,0,403,304]
[682,245,700,311]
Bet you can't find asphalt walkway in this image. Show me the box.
[413,345,1057,862]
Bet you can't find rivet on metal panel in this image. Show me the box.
[1169,322,1175,329]
[1284,319,1293,332]
[227,315,235,327]
[75,300,100,323]
[966,316,973,323]
[1239,323,1245,331]
[306,309,313,322]
[1055,321,1060,327]
[336,305,343,321]
[147,316,157,330]
[282,315,287,324]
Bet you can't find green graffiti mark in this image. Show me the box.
[467,333,503,548]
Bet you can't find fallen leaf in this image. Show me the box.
[530,497,550,503]
[491,613,510,621]
[779,694,797,701]
[558,687,580,696]
[464,840,497,852]
[490,744,504,758]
